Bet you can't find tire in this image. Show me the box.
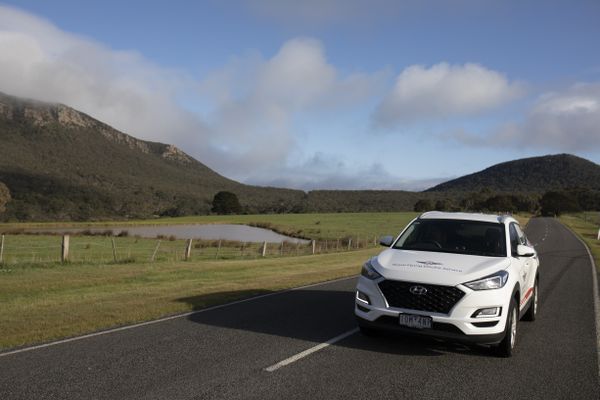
[522,279,538,321]
[359,324,378,337]
[494,298,518,358]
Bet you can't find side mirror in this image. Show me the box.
[516,244,535,257]
[379,235,394,247]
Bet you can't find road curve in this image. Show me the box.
[0,217,598,399]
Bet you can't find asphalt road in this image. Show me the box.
[1,217,598,399]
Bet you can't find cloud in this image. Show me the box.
[0,6,382,184]
[0,5,202,147]
[373,62,524,127]
[196,38,385,178]
[248,152,448,191]
[450,83,600,151]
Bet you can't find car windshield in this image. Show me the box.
[393,219,506,257]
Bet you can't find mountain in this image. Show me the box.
[426,154,600,193]
[1,91,598,221]
[0,92,305,221]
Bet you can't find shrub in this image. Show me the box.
[540,191,581,216]
[211,191,242,215]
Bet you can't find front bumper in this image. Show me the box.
[355,276,512,345]
[356,315,505,344]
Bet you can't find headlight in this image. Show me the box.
[361,259,382,280]
[464,270,509,290]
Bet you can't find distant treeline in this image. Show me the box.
[413,188,600,216]
[1,181,598,221]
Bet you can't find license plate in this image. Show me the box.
[398,314,432,329]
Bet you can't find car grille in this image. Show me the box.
[378,280,465,314]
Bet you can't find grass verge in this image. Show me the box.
[559,212,600,269]
[0,248,379,351]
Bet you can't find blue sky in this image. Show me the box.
[1,0,599,190]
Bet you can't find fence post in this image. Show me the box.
[61,235,70,263]
[347,238,352,251]
[150,240,161,262]
[241,242,245,257]
[280,241,284,256]
[215,240,221,259]
[311,240,316,255]
[111,238,117,262]
[597,228,600,241]
[262,241,267,257]
[0,234,4,263]
[356,234,360,249]
[184,239,193,260]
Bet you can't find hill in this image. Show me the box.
[1,91,598,221]
[0,92,306,221]
[426,154,600,193]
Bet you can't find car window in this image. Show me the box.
[509,223,520,255]
[393,219,506,257]
[514,224,528,245]
[397,223,418,246]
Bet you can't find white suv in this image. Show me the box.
[355,212,539,357]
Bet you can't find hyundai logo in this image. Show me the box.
[409,285,428,295]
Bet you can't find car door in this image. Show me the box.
[509,223,528,310]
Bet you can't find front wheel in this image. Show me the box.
[494,299,518,357]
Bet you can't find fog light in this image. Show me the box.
[471,307,501,318]
[356,290,371,305]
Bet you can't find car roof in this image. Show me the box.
[419,211,515,224]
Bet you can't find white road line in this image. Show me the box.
[564,224,600,381]
[0,275,358,358]
[264,328,359,372]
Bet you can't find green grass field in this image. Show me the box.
[0,234,367,265]
[0,212,420,265]
[559,212,600,269]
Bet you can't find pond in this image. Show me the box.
[26,224,309,244]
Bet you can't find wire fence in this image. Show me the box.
[572,212,600,242]
[580,211,600,226]
[0,233,381,266]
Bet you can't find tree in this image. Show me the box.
[572,189,600,211]
[540,191,581,216]
[0,182,10,214]
[413,199,433,212]
[434,199,450,211]
[211,191,242,214]
[485,195,517,213]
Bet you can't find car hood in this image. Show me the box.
[372,248,510,287]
